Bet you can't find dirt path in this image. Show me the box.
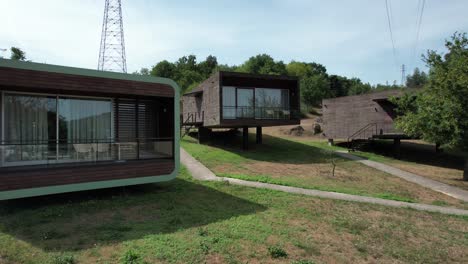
[181,148,468,216]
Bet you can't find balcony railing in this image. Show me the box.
[0,137,174,168]
[223,106,299,120]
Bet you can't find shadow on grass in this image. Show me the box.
[337,140,465,171]
[0,178,265,252]
[187,131,334,164]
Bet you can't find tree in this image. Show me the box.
[133,68,150,75]
[10,47,26,61]
[237,54,287,75]
[393,32,468,180]
[198,55,218,76]
[406,67,428,88]
[175,69,204,93]
[300,74,331,108]
[175,55,198,72]
[286,61,327,78]
[150,60,176,79]
[329,75,352,97]
[347,78,372,95]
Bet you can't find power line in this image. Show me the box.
[412,0,426,68]
[385,0,398,69]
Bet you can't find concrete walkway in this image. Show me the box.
[335,151,468,203]
[180,148,468,216]
[180,148,220,181]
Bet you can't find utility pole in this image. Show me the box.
[98,0,127,73]
[401,64,406,87]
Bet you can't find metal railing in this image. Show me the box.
[222,106,299,120]
[347,122,402,151]
[0,137,174,168]
[182,111,204,124]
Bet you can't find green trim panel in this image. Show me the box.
[0,59,180,200]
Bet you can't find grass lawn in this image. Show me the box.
[0,167,467,264]
[182,134,466,208]
[334,140,468,192]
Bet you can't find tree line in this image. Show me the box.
[135,54,426,110]
[4,46,427,110]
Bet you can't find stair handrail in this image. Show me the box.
[182,111,204,124]
[347,123,378,150]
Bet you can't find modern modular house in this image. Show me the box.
[322,89,414,154]
[0,60,179,200]
[182,71,300,149]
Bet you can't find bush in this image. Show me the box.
[51,254,75,264]
[121,249,141,264]
[268,246,288,258]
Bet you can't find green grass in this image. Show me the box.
[182,135,463,206]
[0,167,467,263]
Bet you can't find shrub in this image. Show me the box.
[51,254,75,264]
[121,249,141,264]
[268,246,288,258]
[197,228,208,237]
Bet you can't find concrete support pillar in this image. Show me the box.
[242,127,249,150]
[256,127,262,144]
[198,126,211,144]
[328,138,334,146]
[393,138,401,159]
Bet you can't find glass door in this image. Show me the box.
[3,93,57,166]
[236,88,254,118]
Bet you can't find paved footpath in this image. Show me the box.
[180,148,468,216]
[335,151,468,203]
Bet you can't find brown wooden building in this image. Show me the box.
[182,71,300,149]
[0,59,179,200]
[322,89,415,155]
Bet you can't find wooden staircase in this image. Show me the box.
[181,111,204,138]
[347,123,377,152]
[347,122,407,152]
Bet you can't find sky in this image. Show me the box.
[1,0,467,85]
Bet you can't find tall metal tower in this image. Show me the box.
[401,64,406,87]
[98,0,127,73]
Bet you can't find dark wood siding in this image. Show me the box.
[0,67,174,98]
[0,65,177,195]
[322,90,406,139]
[0,160,174,191]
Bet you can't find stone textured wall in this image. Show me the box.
[322,89,406,139]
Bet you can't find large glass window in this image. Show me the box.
[58,97,112,162]
[222,86,236,119]
[255,88,289,119]
[2,93,113,166]
[236,88,254,118]
[222,87,290,119]
[1,93,173,168]
[3,94,57,165]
